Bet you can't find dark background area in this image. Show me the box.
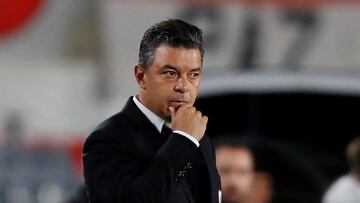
[196,92,360,203]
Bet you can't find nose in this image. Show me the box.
[174,76,189,93]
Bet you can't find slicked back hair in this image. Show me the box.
[138,19,204,69]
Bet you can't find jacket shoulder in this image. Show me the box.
[85,111,138,145]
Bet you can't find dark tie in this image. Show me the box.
[161,124,172,137]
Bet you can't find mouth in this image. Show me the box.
[169,100,189,110]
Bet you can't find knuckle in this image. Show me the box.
[202,117,208,123]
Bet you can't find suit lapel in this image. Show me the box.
[121,97,167,151]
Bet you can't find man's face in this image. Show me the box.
[216,146,255,203]
[135,45,202,120]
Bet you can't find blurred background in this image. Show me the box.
[1,0,360,202]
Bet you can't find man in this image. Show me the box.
[322,136,360,203]
[83,19,221,203]
[215,137,273,203]
[215,137,255,203]
[245,172,273,203]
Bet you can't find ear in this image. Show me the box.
[134,64,146,89]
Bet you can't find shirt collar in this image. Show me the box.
[133,96,165,133]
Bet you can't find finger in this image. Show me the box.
[176,104,192,113]
[182,103,193,109]
[188,106,196,114]
[169,106,175,118]
[202,116,208,126]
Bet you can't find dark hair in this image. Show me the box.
[346,136,360,173]
[138,19,204,69]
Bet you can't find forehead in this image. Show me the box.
[152,45,202,68]
[217,147,252,157]
[216,147,254,165]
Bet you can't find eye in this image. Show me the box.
[164,70,177,77]
[189,72,200,79]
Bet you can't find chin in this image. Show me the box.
[162,111,171,121]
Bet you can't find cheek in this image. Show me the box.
[192,86,199,95]
[220,176,232,188]
[189,85,200,101]
[148,80,169,95]
[191,80,200,90]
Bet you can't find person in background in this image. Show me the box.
[82,19,221,203]
[322,136,360,203]
[215,136,273,203]
[245,171,273,203]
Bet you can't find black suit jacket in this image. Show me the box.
[83,97,221,203]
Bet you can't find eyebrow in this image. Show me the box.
[161,64,202,72]
[162,64,177,70]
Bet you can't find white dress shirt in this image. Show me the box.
[132,96,200,147]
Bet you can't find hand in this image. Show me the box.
[169,104,208,141]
